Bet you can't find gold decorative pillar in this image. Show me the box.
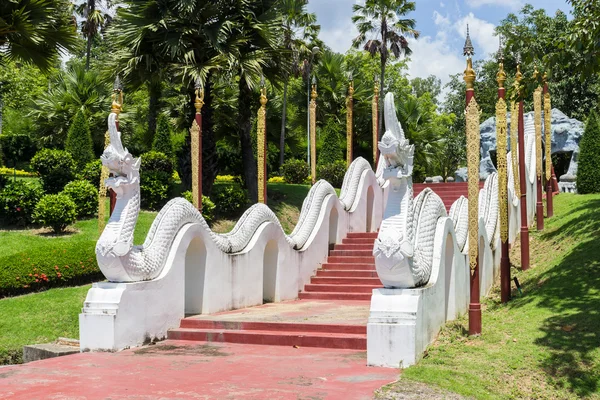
[257,77,268,204]
[373,77,380,165]
[98,131,110,234]
[543,73,554,217]
[191,78,204,211]
[108,76,123,218]
[533,68,544,230]
[495,37,510,303]
[310,76,317,185]
[510,100,520,197]
[346,73,354,167]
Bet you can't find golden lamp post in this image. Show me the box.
[346,72,354,167]
[257,76,268,204]
[310,76,317,185]
[495,37,510,303]
[191,77,204,211]
[463,25,482,336]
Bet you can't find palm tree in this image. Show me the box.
[352,0,419,139]
[279,0,320,168]
[0,0,78,71]
[74,0,112,70]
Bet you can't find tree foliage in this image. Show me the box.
[66,109,95,168]
[576,111,600,194]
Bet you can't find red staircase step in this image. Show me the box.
[346,232,378,239]
[298,292,372,301]
[321,263,375,270]
[329,250,374,257]
[310,277,381,285]
[304,284,381,293]
[316,269,379,277]
[179,320,366,335]
[327,256,375,264]
[168,328,366,350]
[333,244,373,251]
[342,238,376,245]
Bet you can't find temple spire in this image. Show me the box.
[463,24,475,58]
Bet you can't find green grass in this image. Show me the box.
[393,193,600,399]
[0,285,91,365]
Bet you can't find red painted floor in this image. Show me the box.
[0,340,398,400]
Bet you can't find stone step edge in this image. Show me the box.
[179,320,366,334]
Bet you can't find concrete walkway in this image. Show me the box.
[0,340,399,399]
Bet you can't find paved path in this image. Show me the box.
[0,340,399,400]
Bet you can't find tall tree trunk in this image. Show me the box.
[279,79,288,168]
[202,79,218,196]
[238,80,258,203]
[84,0,95,70]
[147,81,161,148]
[379,54,386,140]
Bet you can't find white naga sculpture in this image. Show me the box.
[373,93,447,288]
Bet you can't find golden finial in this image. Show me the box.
[374,75,380,96]
[194,77,204,114]
[259,75,267,106]
[463,25,476,90]
[347,72,354,97]
[111,75,123,115]
[311,76,318,100]
[496,35,506,89]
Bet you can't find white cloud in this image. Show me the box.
[465,0,522,10]
[318,21,358,54]
[433,11,450,27]
[454,13,498,58]
[440,2,446,7]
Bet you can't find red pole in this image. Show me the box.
[536,177,544,230]
[518,100,530,270]
[498,86,511,303]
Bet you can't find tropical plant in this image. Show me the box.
[152,114,174,159]
[352,0,419,138]
[0,0,78,71]
[66,109,95,168]
[318,160,346,188]
[74,0,112,70]
[282,159,309,184]
[140,151,174,210]
[318,118,344,166]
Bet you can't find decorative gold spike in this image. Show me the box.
[98,131,111,234]
[510,101,521,197]
[496,62,506,90]
[544,74,552,182]
[464,58,476,91]
[372,80,379,164]
[346,79,354,167]
[496,97,508,243]
[190,119,201,209]
[465,97,481,270]
[534,86,543,179]
[310,81,317,185]
[257,84,268,204]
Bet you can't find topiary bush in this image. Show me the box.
[576,111,600,193]
[282,159,310,184]
[30,149,76,193]
[152,114,175,159]
[33,194,77,233]
[317,160,347,188]
[66,110,95,169]
[183,191,217,226]
[0,180,44,225]
[62,180,99,218]
[214,185,248,217]
[140,151,174,210]
[79,159,102,188]
[318,118,344,166]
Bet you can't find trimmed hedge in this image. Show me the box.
[318,160,346,188]
[30,149,76,193]
[33,194,78,233]
[152,114,175,159]
[62,180,99,218]
[213,184,248,217]
[282,159,310,184]
[140,151,174,210]
[66,110,95,168]
[182,191,216,225]
[577,111,600,193]
[0,180,44,225]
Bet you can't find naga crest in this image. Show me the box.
[378,92,414,179]
[101,113,140,192]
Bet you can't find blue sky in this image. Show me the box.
[306,0,572,95]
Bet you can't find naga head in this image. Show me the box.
[101,113,140,193]
[378,93,414,179]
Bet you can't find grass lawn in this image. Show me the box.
[381,193,600,399]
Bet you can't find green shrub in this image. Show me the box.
[214,185,248,217]
[0,133,36,167]
[33,194,77,233]
[0,180,44,225]
[79,159,102,187]
[66,110,95,169]
[576,111,600,193]
[152,114,174,159]
[30,149,76,193]
[62,180,99,218]
[0,175,7,190]
[318,118,344,166]
[140,151,174,210]
[317,160,347,188]
[282,159,310,184]
[183,191,217,226]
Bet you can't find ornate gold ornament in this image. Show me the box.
[310,80,317,185]
[257,83,268,204]
[111,76,123,117]
[98,131,111,234]
[190,119,201,209]
[496,97,508,243]
[510,100,520,197]
[544,75,552,182]
[346,78,354,167]
[194,85,205,114]
[534,86,543,179]
[465,97,481,270]
[372,80,379,164]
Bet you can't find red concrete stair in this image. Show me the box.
[299,232,381,301]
